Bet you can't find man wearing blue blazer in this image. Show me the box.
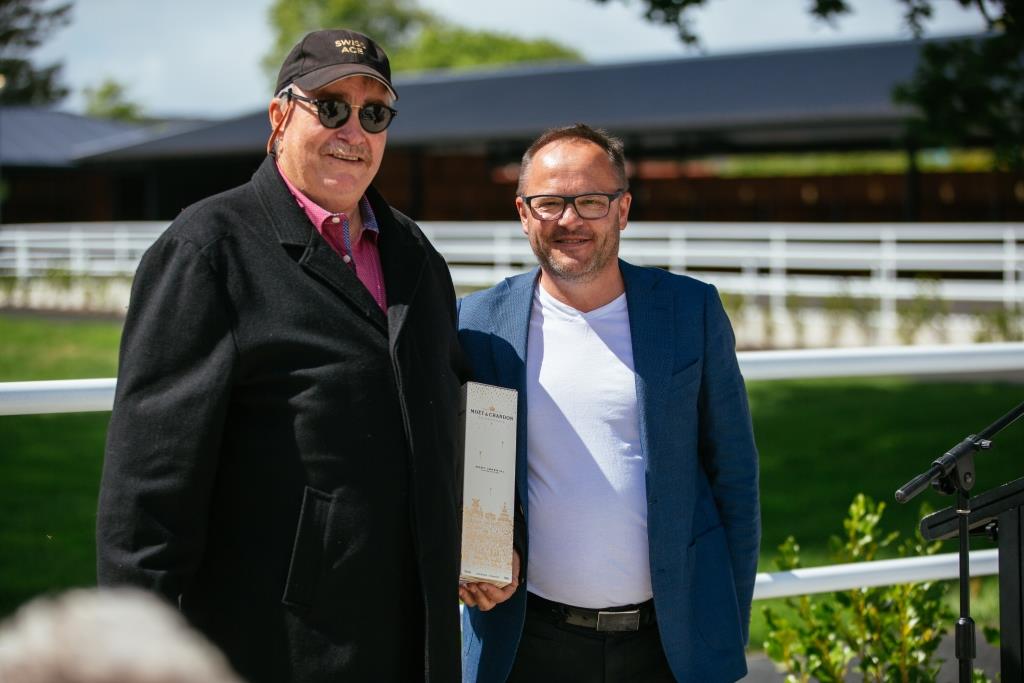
[457,124,760,682]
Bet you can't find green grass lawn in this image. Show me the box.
[748,377,1022,558]
[0,313,119,616]
[0,313,121,380]
[1,312,1021,653]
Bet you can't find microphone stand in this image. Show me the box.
[895,400,1024,683]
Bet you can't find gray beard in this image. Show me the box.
[531,226,620,284]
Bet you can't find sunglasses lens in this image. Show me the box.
[359,104,394,133]
[317,100,351,129]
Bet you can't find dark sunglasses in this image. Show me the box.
[285,90,397,134]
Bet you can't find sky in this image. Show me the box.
[34,0,987,119]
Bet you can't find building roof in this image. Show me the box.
[0,107,144,167]
[0,107,213,167]
[71,35,971,163]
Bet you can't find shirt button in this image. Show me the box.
[331,216,341,224]
[342,254,352,263]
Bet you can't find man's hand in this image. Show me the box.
[459,550,521,611]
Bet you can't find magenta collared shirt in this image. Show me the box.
[276,162,387,312]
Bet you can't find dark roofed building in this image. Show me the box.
[0,108,210,222]
[77,36,932,163]
[0,108,142,168]
[2,36,1021,223]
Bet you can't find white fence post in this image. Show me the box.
[669,227,686,273]
[770,227,786,321]
[1005,227,1019,311]
[114,227,130,274]
[14,230,29,278]
[69,227,86,275]
[877,228,897,342]
[493,225,511,282]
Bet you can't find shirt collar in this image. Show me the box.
[275,161,380,236]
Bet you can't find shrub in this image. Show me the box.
[762,494,992,682]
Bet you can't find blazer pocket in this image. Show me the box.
[282,486,333,609]
[670,358,701,391]
[688,524,744,652]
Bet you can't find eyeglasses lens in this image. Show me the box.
[315,100,347,128]
[315,100,394,133]
[532,194,612,220]
[358,105,390,133]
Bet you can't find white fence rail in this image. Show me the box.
[0,344,1016,599]
[422,222,1024,311]
[2,222,1022,310]
[2,343,1021,416]
[753,548,998,600]
[0,223,166,278]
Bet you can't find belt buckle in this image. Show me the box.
[596,608,641,632]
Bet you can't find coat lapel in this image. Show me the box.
[302,243,388,333]
[253,157,388,334]
[369,187,427,350]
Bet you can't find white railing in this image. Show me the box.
[0,223,166,278]
[753,548,998,600]
[3,343,1020,416]
[2,222,1022,310]
[739,342,1024,380]
[421,222,1024,310]
[0,344,1016,598]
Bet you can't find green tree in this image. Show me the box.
[262,0,431,78]
[83,78,143,121]
[0,0,72,105]
[593,0,1023,168]
[392,24,580,72]
[263,0,581,83]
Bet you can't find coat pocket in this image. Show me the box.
[282,486,333,608]
[688,524,744,652]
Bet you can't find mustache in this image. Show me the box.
[321,144,371,161]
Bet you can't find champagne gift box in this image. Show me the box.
[458,381,518,587]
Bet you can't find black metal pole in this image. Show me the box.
[893,400,1024,682]
[956,486,976,683]
[979,399,1024,441]
[896,400,1024,505]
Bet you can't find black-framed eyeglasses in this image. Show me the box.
[519,190,625,220]
[286,90,397,134]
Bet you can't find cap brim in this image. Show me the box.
[292,64,398,101]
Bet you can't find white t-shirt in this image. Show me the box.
[525,284,652,608]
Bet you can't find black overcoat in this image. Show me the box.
[97,157,464,683]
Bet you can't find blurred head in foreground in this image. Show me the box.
[0,588,245,683]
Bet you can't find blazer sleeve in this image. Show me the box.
[697,284,761,643]
[96,233,238,603]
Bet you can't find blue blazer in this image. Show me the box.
[458,261,760,683]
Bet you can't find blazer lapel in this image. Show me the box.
[622,261,674,476]
[492,270,536,390]
[491,269,538,513]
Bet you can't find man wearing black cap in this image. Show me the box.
[97,30,464,683]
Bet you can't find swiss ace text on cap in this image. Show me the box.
[275,29,396,100]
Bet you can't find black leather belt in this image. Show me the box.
[527,592,656,632]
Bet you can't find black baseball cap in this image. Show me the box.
[275,29,397,100]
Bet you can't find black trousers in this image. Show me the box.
[506,595,677,683]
